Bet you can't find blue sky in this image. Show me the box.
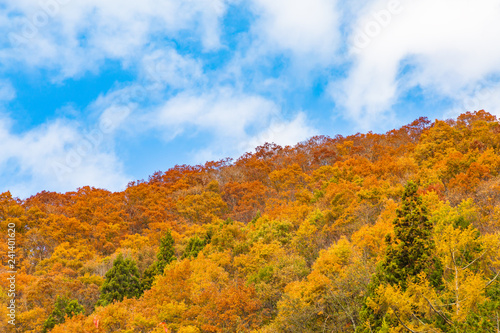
[1,0,500,198]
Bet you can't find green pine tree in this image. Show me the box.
[381,181,442,289]
[356,181,442,332]
[97,253,142,307]
[42,296,84,333]
[156,230,176,274]
[140,261,158,292]
[141,230,177,292]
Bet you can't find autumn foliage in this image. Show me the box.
[1,110,500,332]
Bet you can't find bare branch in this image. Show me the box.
[411,311,426,325]
[332,297,357,331]
[322,314,330,333]
[485,269,500,289]
[450,249,457,267]
[422,295,453,326]
[390,306,427,333]
[461,250,488,270]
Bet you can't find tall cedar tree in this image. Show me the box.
[141,230,177,291]
[42,296,85,333]
[97,254,142,306]
[381,181,442,288]
[157,229,176,272]
[356,181,442,332]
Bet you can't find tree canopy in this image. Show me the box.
[1,110,500,332]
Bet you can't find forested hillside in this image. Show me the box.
[1,110,500,332]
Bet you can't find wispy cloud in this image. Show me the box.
[0,116,129,198]
[1,0,229,79]
[335,0,500,129]
[154,88,278,138]
[250,0,341,64]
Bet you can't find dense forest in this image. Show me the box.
[1,110,500,332]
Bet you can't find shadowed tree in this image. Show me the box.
[357,181,442,332]
[42,296,84,333]
[97,254,142,306]
[141,230,177,292]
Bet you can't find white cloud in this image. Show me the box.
[146,87,317,164]
[335,0,500,129]
[190,111,318,164]
[154,88,280,139]
[141,49,204,89]
[445,82,500,119]
[99,105,132,134]
[240,112,318,152]
[0,0,228,79]
[250,0,341,64]
[0,115,129,198]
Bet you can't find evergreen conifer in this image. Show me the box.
[97,253,142,306]
[42,296,84,333]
